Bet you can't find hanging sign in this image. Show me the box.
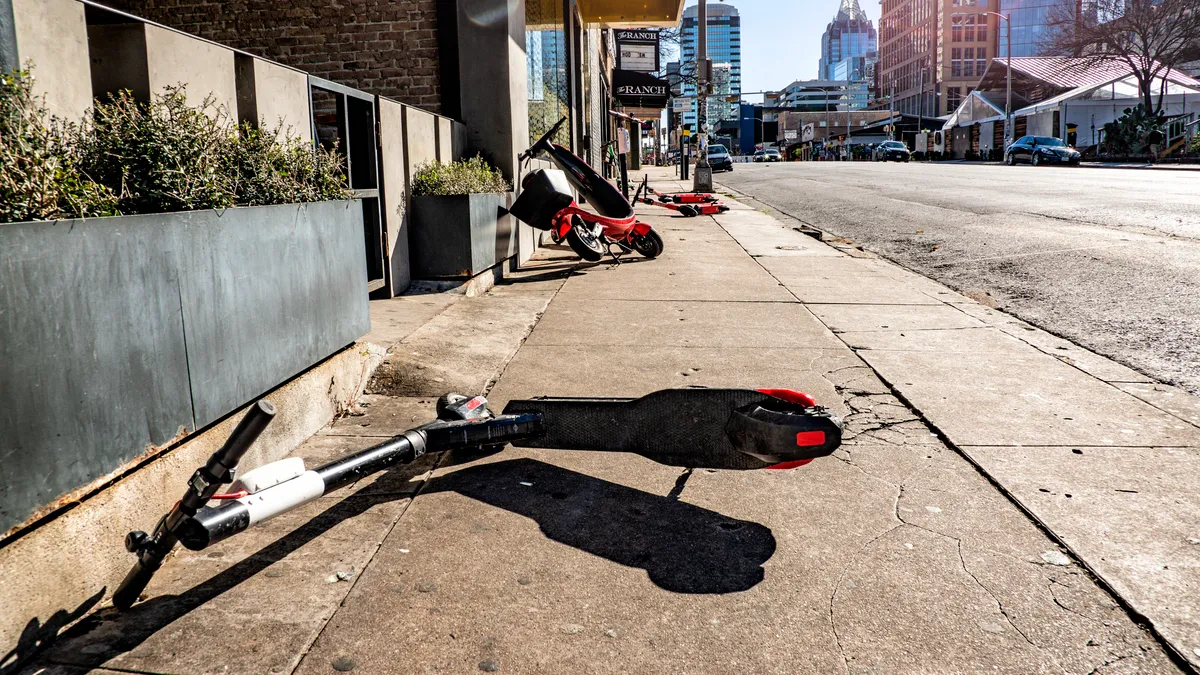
[613,70,670,109]
[615,29,660,73]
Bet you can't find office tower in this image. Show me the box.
[680,3,741,127]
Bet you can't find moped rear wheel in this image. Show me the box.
[566,218,605,261]
[629,229,664,259]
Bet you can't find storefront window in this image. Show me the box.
[526,0,570,146]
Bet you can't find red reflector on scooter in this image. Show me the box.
[766,459,814,470]
[796,430,826,446]
[757,389,817,408]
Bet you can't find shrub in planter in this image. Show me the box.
[0,69,117,223]
[409,156,515,279]
[410,156,511,197]
[0,67,350,223]
[76,87,350,215]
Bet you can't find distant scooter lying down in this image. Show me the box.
[511,117,664,263]
[113,388,843,610]
[636,176,732,217]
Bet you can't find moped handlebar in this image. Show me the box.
[520,116,568,162]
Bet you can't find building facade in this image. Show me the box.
[778,79,871,112]
[818,0,878,81]
[997,0,1065,57]
[680,2,741,128]
[878,0,998,119]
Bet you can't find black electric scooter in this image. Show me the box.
[113,388,842,609]
[510,117,664,263]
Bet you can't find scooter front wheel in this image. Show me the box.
[566,218,605,262]
[629,229,664,259]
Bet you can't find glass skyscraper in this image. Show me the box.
[680,3,741,128]
[997,0,1069,57]
[818,0,878,81]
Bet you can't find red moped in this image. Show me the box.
[511,117,664,262]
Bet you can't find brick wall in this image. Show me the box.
[104,0,442,112]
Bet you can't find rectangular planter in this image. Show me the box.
[0,200,370,535]
[410,193,515,279]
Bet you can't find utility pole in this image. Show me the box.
[916,65,924,138]
[693,1,713,191]
[845,67,851,160]
[985,12,1013,148]
[889,84,895,141]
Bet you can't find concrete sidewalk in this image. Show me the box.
[26,171,1196,674]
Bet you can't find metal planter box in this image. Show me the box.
[0,200,369,534]
[410,193,515,279]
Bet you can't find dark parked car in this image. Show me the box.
[707,144,734,172]
[873,141,911,162]
[753,148,782,162]
[1005,135,1081,166]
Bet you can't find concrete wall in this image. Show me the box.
[379,99,410,294]
[11,0,91,121]
[87,23,151,103]
[145,24,237,115]
[88,21,238,117]
[437,116,453,161]
[449,0,528,183]
[404,105,439,184]
[237,56,312,142]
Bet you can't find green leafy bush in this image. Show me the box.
[410,156,511,196]
[229,123,350,207]
[76,88,237,214]
[0,68,351,223]
[0,70,117,223]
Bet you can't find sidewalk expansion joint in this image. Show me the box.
[291,256,573,673]
[713,200,1200,675]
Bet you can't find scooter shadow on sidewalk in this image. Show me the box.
[426,457,777,595]
[40,456,773,669]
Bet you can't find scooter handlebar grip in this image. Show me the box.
[212,400,277,472]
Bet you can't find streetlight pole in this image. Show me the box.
[916,65,924,138]
[693,1,712,191]
[985,11,1013,148]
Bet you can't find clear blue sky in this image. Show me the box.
[677,0,881,101]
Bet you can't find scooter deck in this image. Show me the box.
[504,388,841,470]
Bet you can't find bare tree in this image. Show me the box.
[1044,0,1200,113]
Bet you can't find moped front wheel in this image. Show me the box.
[566,218,605,261]
[629,229,664,259]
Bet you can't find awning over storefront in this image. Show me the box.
[577,0,686,26]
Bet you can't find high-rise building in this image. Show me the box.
[680,3,742,128]
[877,0,998,119]
[997,0,1070,57]
[818,0,878,81]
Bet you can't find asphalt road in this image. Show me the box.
[717,161,1200,394]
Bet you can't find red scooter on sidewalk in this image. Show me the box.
[511,117,664,263]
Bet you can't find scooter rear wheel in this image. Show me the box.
[629,229,664,259]
[566,218,605,262]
